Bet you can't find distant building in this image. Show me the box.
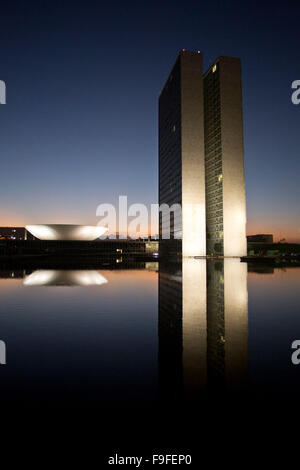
[247,234,274,244]
[1,238,159,257]
[0,227,28,240]
[159,50,247,257]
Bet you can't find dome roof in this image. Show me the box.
[25,224,107,241]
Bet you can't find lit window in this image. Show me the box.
[218,174,223,182]
[212,64,217,73]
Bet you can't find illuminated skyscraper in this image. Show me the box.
[159,50,206,257]
[159,51,247,257]
[203,57,246,256]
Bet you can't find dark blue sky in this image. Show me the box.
[0,1,299,240]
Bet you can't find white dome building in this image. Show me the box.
[25,224,107,241]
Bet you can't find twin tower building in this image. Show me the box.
[159,50,247,257]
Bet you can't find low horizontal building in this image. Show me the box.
[247,234,273,244]
[0,227,28,240]
[0,238,159,258]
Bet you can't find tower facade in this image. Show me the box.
[203,57,246,256]
[159,51,247,257]
[159,51,206,257]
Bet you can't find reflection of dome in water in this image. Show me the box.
[25,224,107,241]
[23,270,108,287]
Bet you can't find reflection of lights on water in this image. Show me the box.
[23,270,108,287]
[24,270,57,286]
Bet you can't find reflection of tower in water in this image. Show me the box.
[222,259,248,390]
[158,263,183,401]
[207,260,225,390]
[158,259,248,400]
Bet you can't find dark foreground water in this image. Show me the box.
[0,259,300,407]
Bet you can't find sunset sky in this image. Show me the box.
[0,1,299,241]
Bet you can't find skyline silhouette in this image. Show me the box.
[0,1,299,242]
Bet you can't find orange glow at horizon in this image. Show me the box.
[1,210,299,243]
[246,222,300,244]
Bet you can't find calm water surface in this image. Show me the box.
[0,260,299,406]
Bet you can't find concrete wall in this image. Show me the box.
[180,51,206,257]
[219,57,247,257]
